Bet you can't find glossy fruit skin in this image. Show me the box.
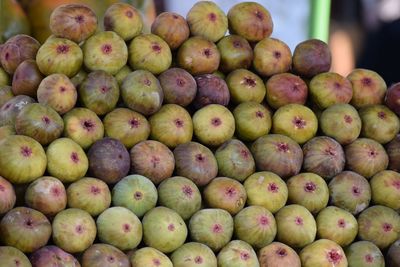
[151,12,189,50]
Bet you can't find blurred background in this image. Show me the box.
[1,0,399,85]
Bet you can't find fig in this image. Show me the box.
[30,245,80,267]
[0,125,15,141]
[103,108,150,149]
[104,3,142,41]
[358,205,400,249]
[63,107,104,149]
[215,139,255,182]
[67,177,111,216]
[50,4,97,43]
[12,59,43,97]
[130,140,175,184]
[272,103,318,144]
[265,73,308,109]
[360,104,400,144]
[253,38,292,77]
[149,104,193,148]
[233,101,271,141]
[0,95,35,126]
[0,246,31,267]
[258,242,301,267]
[217,240,259,267]
[121,69,163,115]
[79,70,119,115]
[158,68,197,107]
[348,68,387,108]
[345,138,389,178]
[329,171,371,215]
[275,204,316,248]
[346,241,385,267]
[170,242,217,267]
[0,85,13,108]
[151,12,189,50]
[217,35,253,73]
[142,206,187,253]
[112,175,158,217]
[46,138,88,183]
[244,171,288,213]
[130,247,173,267]
[386,82,400,116]
[309,72,353,109]
[204,177,247,215]
[186,1,228,42]
[193,74,230,109]
[25,176,67,216]
[15,103,64,145]
[370,170,400,211]
[193,104,235,147]
[88,137,130,184]
[0,34,40,74]
[386,135,400,171]
[0,135,46,184]
[251,134,303,179]
[52,208,97,253]
[70,69,87,89]
[316,206,358,247]
[158,176,202,220]
[0,207,51,253]
[226,69,265,104]
[302,136,345,180]
[83,31,128,75]
[97,207,142,251]
[287,172,329,213]
[114,65,131,86]
[292,39,331,78]
[177,36,220,75]
[387,239,400,267]
[234,206,277,249]
[0,176,16,215]
[82,243,130,267]
[37,73,77,115]
[320,103,362,145]
[227,2,273,42]
[36,37,83,77]
[300,239,347,267]
[0,67,10,86]
[129,34,171,75]
[189,208,234,252]
[174,141,218,186]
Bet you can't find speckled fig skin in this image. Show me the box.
[30,245,81,267]
[50,4,98,43]
[104,3,143,41]
[300,239,348,267]
[12,59,43,97]
[226,69,266,104]
[292,39,331,78]
[170,242,218,267]
[227,2,273,42]
[0,85,14,108]
[130,247,173,267]
[152,12,189,50]
[193,74,230,109]
[258,242,301,267]
[0,176,16,215]
[0,34,40,74]
[387,239,400,267]
[253,38,292,77]
[158,68,197,106]
[82,243,130,267]
[36,37,83,78]
[370,170,400,211]
[386,135,400,171]
[217,35,253,73]
[217,240,259,267]
[0,95,36,127]
[177,36,220,75]
[0,246,32,267]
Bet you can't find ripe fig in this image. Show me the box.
[226,69,265,104]
[30,245,80,267]
[0,85,13,108]
[386,135,400,171]
[82,243,130,267]
[387,239,400,267]
[0,246,31,267]
[151,12,189,50]
[130,247,172,267]
[12,59,43,97]
[217,240,259,267]
[170,242,217,267]
[0,95,35,127]
[300,239,347,267]
[370,170,400,211]
[258,242,301,267]
[0,176,16,215]
[217,35,253,73]
[346,241,385,267]
[193,74,230,109]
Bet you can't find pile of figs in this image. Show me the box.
[1,1,400,266]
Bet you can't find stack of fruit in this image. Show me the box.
[0,1,400,266]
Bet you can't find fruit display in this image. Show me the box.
[1,1,400,266]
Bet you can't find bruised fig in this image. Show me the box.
[217,35,253,73]
[0,85,13,108]
[12,59,43,97]
[151,12,190,50]
[227,2,273,42]
[193,74,230,109]
[82,243,130,267]
[50,4,98,43]
[186,1,228,42]
[30,245,80,267]
[258,242,301,267]
[0,95,35,127]
[226,69,266,104]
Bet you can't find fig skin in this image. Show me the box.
[158,67,197,107]
[0,34,40,74]
[12,59,43,97]
[226,69,266,104]
[170,242,217,267]
[50,4,98,43]
[0,175,16,215]
[104,2,143,41]
[0,246,32,267]
[386,134,400,171]
[30,245,80,267]
[114,65,131,86]
[0,85,14,108]
[253,37,292,77]
[82,243,130,267]
[0,95,36,127]
[370,170,400,211]
[387,239,400,267]
[217,240,259,267]
[386,82,400,116]
[177,36,220,75]
[193,74,230,109]
[346,241,385,267]
[217,35,253,73]
[186,1,228,42]
[0,67,10,86]
[130,247,172,267]
[227,2,273,42]
[299,239,347,267]
[36,37,83,78]
[292,39,331,78]
[151,12,190,50]
[0,125,16,141]
[258,242,301,267]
